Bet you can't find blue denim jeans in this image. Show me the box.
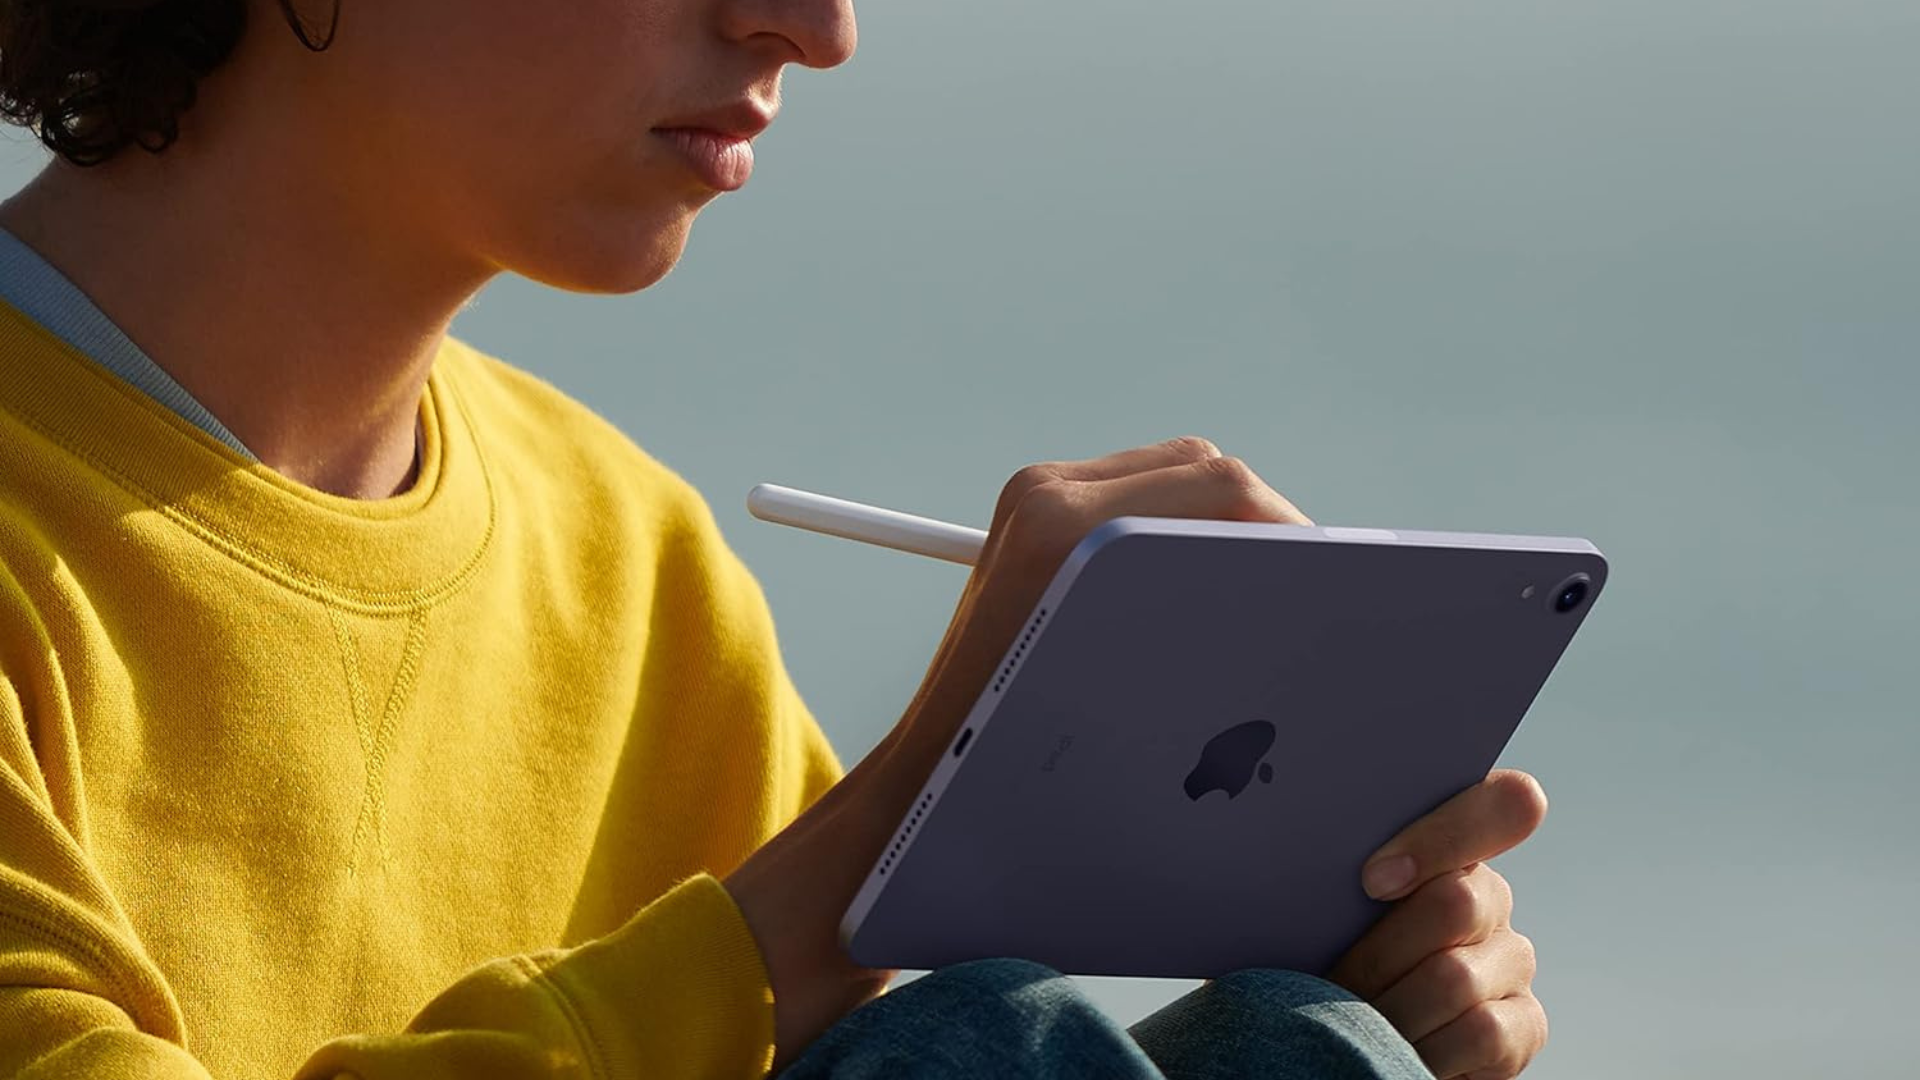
[775,958,1434,1079]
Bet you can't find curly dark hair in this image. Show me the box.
[0,0,335,167]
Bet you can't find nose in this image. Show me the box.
[720,0,857,70]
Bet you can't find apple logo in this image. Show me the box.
[1183,720,1277,801]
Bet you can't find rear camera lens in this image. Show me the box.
[1551,574,1591,613]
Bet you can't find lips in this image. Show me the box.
[653,102,774,192]
[655,127,755,191]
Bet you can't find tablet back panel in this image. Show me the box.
[842,519,1605,979]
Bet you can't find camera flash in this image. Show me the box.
[1520,585,1537,600]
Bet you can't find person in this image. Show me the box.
[0,1,1550,1077]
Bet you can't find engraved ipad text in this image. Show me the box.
[1040,734,1075,772]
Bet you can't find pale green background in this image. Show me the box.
[4,1,1914,1075]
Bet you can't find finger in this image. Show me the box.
[956,452,1312,690]
[1053,435,1228,482]
[990,436,1225,534]
[931,437,1243,725]
[1412,992,1549,1080]
[1371,926,1537,1043]
[1066,454,1313,528]
[1361,770,1547,901]
[984,455,1313,590]
[1328,865,1513,1000]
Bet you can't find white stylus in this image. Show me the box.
[747,483,988,567]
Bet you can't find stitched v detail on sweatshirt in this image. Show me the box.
[326,605,431,874]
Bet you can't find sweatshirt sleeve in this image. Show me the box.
[296,873,778,1080]
[0,564,206,1077]
[1,849,772,1080]
[0,577,786,1080]
[0,536,833,1079]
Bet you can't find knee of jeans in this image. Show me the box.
[926,956,1067,993]
[1207,968,1366,1010]
[885,957,1087,1036]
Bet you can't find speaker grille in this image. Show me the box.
[878,791,936,876]
[881,605,1051,878]
[992,607,1050,695]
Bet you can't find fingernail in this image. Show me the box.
[1363,855,1416,900]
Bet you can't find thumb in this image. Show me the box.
[1360,769,1548,901]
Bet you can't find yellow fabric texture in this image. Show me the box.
[0,301,845,1079]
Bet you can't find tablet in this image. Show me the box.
[839,516,1606,979]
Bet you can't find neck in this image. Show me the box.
[0,111,495,500]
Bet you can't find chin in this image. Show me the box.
[509,204,706,295]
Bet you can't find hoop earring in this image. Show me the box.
[278,0,341,52]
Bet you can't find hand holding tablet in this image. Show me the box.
[739,438,1579,1074]
[750,445,1600,980]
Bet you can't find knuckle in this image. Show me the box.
[1164,435,1222,459]
[1191,453,1304,523]
[995,464,1065,522]
[1428,871,1484,941]
[1432,948,1483,1006]
[991,473,1031,526]
[1460,999,1513,1054]
[1497,1019,1541,1080]
[989,469,1086,570]
[1201,456,1270,515]
[1511,929,1538,983]
[1204,454,1257,487]
[1019,475,1078,517]
[999,480,1084,553]
[1479,864,1515,923]
[1001,463,1058,504]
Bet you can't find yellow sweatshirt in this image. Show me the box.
[0,300,844,1079]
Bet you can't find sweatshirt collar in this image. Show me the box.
[0,301,495,611]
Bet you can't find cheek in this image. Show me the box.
[318,0,706,288]
[344,0,675,175]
